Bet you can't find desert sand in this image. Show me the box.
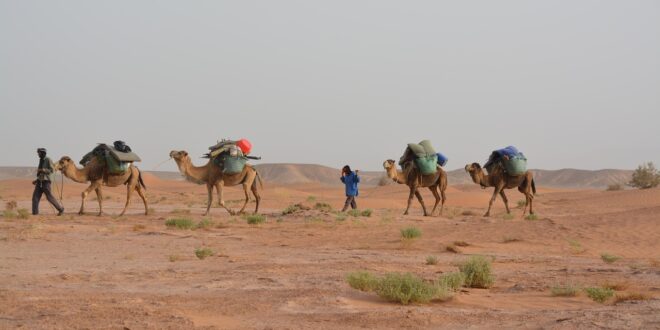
[1,172,659,329]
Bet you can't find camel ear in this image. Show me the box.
[182,151,188,156]
[472,162,481,169]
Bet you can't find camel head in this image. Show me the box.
[54,156,74,171]
[383,159,396,171]
[169,150,190,163]
[465,162,483,174]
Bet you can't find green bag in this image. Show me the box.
[105,154,130,174]
[415,154,438,175]
[215,154,247,174]
[503,155,527,176]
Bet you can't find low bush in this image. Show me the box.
[551,284,579,297]
[438,272,465,291]
[165,217,195,229]
[400,227,422,240]
[426,256,438,265]
[195,248,214,260]
[601,253,621,264]
[314,202,333,212]
[459,256,494,288]
[246,214,266,225]
[346,271,379,292]
[606,183,624,191]
[584,287,614,303]
[375,273,441,305]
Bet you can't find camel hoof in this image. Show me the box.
[78,211,84,215]
[483,213,490,217]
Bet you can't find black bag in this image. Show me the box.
[113,140,132,153]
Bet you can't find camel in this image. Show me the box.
[383,159,447,216]
[55,156,148,216]
[464,162,536,217]
[169,150,262,215]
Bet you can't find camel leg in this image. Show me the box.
[203,184,213,216]
[95,187,104,216]
[429,186,441,216]
[136,184,148,215]
[499,190,510,214]
[215,182,235,215]
[238,183,250,214]
[404,187,416,215]
[484,186,502,217]
[251,179,261,214]
[415,189,429,216]
[527,192,534,215]
[439,187,447,216]
[119,183,135,217]
[79,181,100,215]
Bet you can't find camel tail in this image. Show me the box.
[138,168,147,190]
[531,178,536,195]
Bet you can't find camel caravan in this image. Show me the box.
[46,139,535,218]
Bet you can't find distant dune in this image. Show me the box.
[0,164,633,188]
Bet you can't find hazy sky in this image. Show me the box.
[1,1,658,172]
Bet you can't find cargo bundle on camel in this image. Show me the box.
[383,140,448,217]
[55,141,148,216]
[170,138,263,216]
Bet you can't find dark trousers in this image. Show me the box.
[32,181,63,215]
[341,195,357,212]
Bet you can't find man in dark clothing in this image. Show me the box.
[32,148,64,216]
[340,165,360,212]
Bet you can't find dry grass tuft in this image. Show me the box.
[551,284,579,297]
[601,253,621,264]
[445,244,461,254]
[613,292,650,304]
[426,256,438,265]
[502,236,522,243]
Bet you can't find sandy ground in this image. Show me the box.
[0,175,659,329]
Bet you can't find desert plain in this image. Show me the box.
[0,167,659,329]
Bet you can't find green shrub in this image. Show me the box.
[551,284,579,297]
[16,208,29,219]
[346,271,379,292]
[400,227,422,240]
[426,256,438,265]
[438,272,465,291]
[246,214,266,225]
[517,200,526,208]
[195,248,214,260]
[360,209,373,217]
[584,287,614,303]
[314,202,333,212]
[306,195,317,202]
[601,253,621,264]
[165,217,195,229]
[502,213,514,220]
[459,256,494,288]
[606,183,624,191]
[3,210,17,219]
[335,212,347,221]
[525,214,538,221]
[628,162,660,189]
[347,209,361,217]
[375,273,440,305]
[196,218,214,229]
[282,204,302,215]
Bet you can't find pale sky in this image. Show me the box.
[1,0,658,172]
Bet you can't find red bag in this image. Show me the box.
[236,139,252,155]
